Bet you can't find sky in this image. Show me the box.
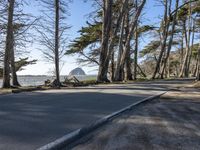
[17,0,164,76]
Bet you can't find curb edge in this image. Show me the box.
[37,91,167,150]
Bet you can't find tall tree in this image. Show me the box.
[2,0,15,88]
[10,28,20,86]
[97,0,113,82]
[133,0,138,80]
[1,1,37,87]
[179,1,192,77]
[55,0,60,85]
[197,43,200,80]
[160,0,179,79]
[114,0,146,81]
[152,0,170,79]
[37,0,70,86]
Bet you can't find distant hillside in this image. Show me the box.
[69,68,86,76]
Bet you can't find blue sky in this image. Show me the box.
[18,0,164,76]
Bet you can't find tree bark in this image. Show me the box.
[10,44,20,87]
[152,0,170,79]
[124,10,132,81]
[114,14,126,81]
[196,44,200,81]
[180,31,184,71]
[54,0,61,86]
[97,0,113,82]
[115,0,146,81]
[179,2,192,78]
[187,18,196,75]
[137,64,147,78]
[160,0,179,79]
[133,0,138,80]
[110,50,115,81]
[2,0,15,88]
[97,0,128,82]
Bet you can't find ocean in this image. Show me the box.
[0,75,97,87]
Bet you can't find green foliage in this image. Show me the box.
[137,25,155,36]
[177,2,200,20]
[66,22,102,55]
[15,57,37,72]
[140,39,179,58]
[177,6,188,20]
[191,43,199,57]
[192,1,200,14]
[196,19,200,26]
[140,41,160,57]
[0,23,26,33]
[167,28,182,35]
[0,58,37,77]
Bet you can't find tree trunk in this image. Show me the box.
[187,18,195,75]
[10,45,20,87]
[133,27,138,80]
[2,0,15,88]
[54,0,61,86]
[196,44,200,81]
[179,22,190,77]
[97,0,128,82]
[133,0,138,80]
[160,0,179,79]
[179,3,192,78]
[114,13,125,81]
[124,10,132,81]
[97,0,113,82]
[137,64,147,78]
[110,50,115,81]
[152,0,169,79]
[180,31,184,71]
[193,56,198,77]
[116,0,146,81]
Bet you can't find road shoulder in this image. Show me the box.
[72,89,200,150]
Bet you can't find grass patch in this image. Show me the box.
[81,79,97,85]
[0,88,12,95]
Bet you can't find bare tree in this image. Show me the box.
[37,0,71,86]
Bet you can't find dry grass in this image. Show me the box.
[162,90,200,99]
[0,88,12,95]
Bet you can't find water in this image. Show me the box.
[0,75,97,87]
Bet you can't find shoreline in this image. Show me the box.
[0,78,199,96]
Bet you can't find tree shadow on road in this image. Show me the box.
[0,91,154,150]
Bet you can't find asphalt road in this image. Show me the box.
[0,80,189,150]
[73,90,200,150]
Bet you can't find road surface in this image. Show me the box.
[73,88,200,150]
[0,79,192,150]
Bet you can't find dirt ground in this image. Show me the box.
[72,89,200,150]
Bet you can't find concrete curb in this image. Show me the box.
[37,92,167,150]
